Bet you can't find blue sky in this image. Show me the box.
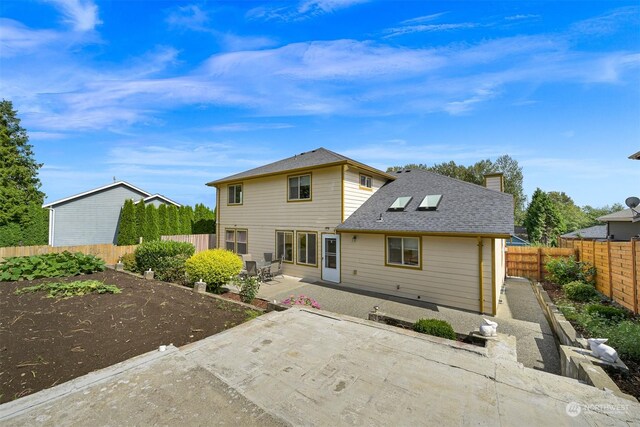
[1,0,638,209]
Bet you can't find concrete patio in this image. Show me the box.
[3,308,638,426]
[258,275,561,374]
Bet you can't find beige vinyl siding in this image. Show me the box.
[217,166,342,282]
[341,234,496,314]
[342,166,386,220]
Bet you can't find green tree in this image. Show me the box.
[0,100,44,226]
[179,206,193,234]
[193,203,216,233]
[582,203,625,226]
[387,155,525,224]
[135,200,146,241]
[524,188,565,246]
[143,204,159,242]
[117,199,137,245]
[157,204,168,236]
[167,205,179,235]
[548,192,590,233]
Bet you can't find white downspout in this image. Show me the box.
[47,208,55,246]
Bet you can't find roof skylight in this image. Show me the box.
[389,196,412,211]
[418,195,442,211]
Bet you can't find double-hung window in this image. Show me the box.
[225,229,247,254]
[276,231,294,263]
[296,232,317,266]
[288,174,311,201]
[228,184,243,205]
[386,236,420,268]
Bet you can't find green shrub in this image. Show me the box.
[564,281,599,302]
[237,276,261,304]
[134,240,194,273]
[413,318,457,340]
[184,249,243,293]
[120,253,137,272]
[0,251,106,281]
[154,253,190,284]
[585,304,629,322]
[545,256,596,286]
[15,280,120,298]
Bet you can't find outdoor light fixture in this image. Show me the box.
[352,235,357,242]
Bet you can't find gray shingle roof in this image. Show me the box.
[337,169,514,235]
[561,225,607,239]
[207,147,393,185]
[597,208,635,222]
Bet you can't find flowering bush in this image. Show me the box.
[281,294,320,309]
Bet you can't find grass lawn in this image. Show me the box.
[0,269,257,404]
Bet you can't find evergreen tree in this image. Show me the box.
[143,204,159,242]
[117,199,137,245]
[524,188,565,246]
[193,203,216,233]
[135,200,146,241]
[167,205,179,235]
[179,206,193,234]
[157,204,168,236]
[0,100,44,226]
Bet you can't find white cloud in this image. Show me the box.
[166,4,210,31]
[0,18,61,56]
[208,122,294,132]
[400,12,448,25]
[384,22,479,38]
[247,0,369,21]
[570,6,639,36]
[46,0,101,31]
[505,14,540,21]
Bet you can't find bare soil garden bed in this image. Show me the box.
[0,269,253,404]
[541,281,640,400]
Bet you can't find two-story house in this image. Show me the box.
[207,148,514,315]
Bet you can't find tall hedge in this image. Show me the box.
[157,204,168,236]
[167,205,179,235]
[143,204,159,242]
[135,200,146,241]
[179,206,193,234]
[117,199,137,245]
[193,203,215,234]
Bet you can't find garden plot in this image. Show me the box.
[0,269,254,404]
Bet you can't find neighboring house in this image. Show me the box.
[597,209,640,240]
[43,181,180,247]
[560,225,607,241]
[507,235,530,246]
[208,148,514,315]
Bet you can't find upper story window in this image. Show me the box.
[359,174,372,190]
[386,236,421,268]
[288,174,311,201]
[228,183,243,205]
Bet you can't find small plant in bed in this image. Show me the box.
[15,280,121,298]
[413,319,457,340]
[281,295,321,309]
[563,280,599,302]
[0,251,105,281]
[545,256,596,286]
[235,276,261,304]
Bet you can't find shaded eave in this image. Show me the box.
[206,160,396,187]
[335,228,511,239]
[43,181,151,208]
[134,194,182,207]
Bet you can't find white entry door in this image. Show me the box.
[322,234,340,283]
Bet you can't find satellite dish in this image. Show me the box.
[625,196,640,209]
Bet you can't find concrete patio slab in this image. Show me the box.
[3,308,637,426]
[258,276,560,374]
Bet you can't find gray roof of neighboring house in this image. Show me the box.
[43,181,151,208]
[135,194,181,207]
[630,151,640,160]
[337,169,514,236]
[207,147,394,186]
[561,225,607,239]
[597,208,635,222]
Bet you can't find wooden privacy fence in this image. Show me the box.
[160,234,216,253]
[507,240,640,314]
[0,244,138,265]
[506,247,577,282]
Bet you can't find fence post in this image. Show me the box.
[607,239,613,299]
[537,247,542,282]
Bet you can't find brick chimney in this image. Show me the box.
[484,173,504,192]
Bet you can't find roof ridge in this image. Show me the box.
[393,168,512,198]
[43,181,151,208]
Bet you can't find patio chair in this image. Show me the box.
[270,258,284,279]
[263,252,273,263]
[241,254,252,263]
[245,261,260,281]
